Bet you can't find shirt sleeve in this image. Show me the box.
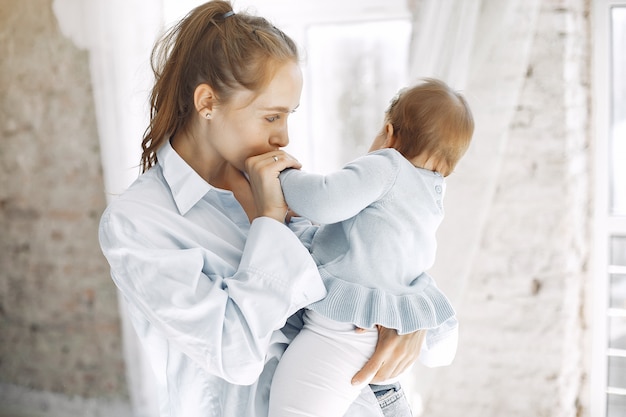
[279,152,398,224]
[99,209,326,386]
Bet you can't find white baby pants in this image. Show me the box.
[268,309,394,417]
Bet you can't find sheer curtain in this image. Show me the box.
[53,1,162,415]
[405,0,541,410]
[407,0,541,305]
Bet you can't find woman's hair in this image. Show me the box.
[386,78,474,175]
[140,0,299,172]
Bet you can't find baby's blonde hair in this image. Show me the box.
[386,78,474,175]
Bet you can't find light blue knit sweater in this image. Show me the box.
[279,148,455,334]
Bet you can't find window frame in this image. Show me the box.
[592,1,626,416]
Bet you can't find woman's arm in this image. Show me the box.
[99,206,326,386]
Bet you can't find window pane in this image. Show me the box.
[608,392,626,417]
[609,316,626,350]
[610,274,626,309]
[609,356,626,388]
[611,7,626,215]
[306,20,411,173]
[611,237,626,266]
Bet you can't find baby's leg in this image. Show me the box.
[269,310,378,417]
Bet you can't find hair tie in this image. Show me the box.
[222,11,235,19]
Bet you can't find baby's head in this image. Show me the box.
[381,78,474,176]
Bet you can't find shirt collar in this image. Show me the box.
[157,140,212,215]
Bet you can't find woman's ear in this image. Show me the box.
[194,84,215,120]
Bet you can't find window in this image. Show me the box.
[232,0,413,173]
[300,19,411,173]
[593,2,626,416]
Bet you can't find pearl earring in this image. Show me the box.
[205,112,211,120]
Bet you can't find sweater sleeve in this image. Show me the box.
[279,151,398,224]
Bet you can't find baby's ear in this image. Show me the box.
[383,122,397,148]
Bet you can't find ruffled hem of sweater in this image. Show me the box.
[307,273,455,335]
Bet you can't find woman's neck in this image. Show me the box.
[171,131,231,186]
[171,131,257,220]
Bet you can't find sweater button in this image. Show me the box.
[435,185,442,193]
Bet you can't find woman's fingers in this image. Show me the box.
[246,151,301,175]
[351,327,426,385]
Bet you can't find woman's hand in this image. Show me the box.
[352,327,426,385]
[244,151,301,222]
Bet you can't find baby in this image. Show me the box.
[269,78,474,417]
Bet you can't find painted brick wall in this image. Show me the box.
[0,0,127,400]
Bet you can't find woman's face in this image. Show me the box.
[210,61,303,171]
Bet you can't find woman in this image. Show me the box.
[99,1,423,416]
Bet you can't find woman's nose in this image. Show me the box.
[270,126,289,148]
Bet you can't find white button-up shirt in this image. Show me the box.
[99,141,340,416]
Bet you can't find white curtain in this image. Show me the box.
[53,1,162,416]
[406,0,541,305]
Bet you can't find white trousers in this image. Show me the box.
[268,310,395,417]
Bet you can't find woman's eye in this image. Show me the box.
[266,115,280,122]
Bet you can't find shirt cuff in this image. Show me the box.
[243,217,326,310]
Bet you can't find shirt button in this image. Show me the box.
[435,185,442,193]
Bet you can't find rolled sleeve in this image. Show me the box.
[239,217,326,310]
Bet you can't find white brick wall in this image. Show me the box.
[416,1,592,416]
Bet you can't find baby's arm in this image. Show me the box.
[279,152,395,224]
[285,215,318,251]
